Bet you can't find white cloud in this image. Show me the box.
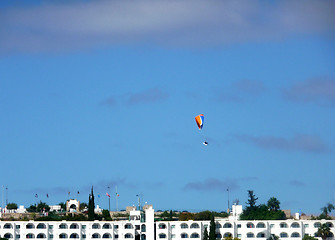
[1,0,334,53]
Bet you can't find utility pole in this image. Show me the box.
[2,185,4,214]
[115,186,118,211]
[6,186,8,206]
[107,186,110,211]
[227,187,230,213]
[136,194,142,211]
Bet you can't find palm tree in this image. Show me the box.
[267,234,279,240]
[317,223,331,240]
[267,197,280,211]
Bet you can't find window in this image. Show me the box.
[114,225,119,229]
[92,233,101,239]
[92,223,100,229]
[171,225,175,229]
[216,233,222,238]
[82,235,86,238]
[37,233,46,238]
[141,224,146,232]
[26,233,35,239]
[181,233,188,238]
[103,223,112,229]
[70,233,79,239]
[304,224,309,228]
[171,234,176,238]
[59,223,68,229]
[216,223,222,229]
[224,233,232,238]
[314,222,321,228]
[270,224,274,228]
[26,223,35,229]
[50,235,54,239]
[223,223,232,228]
[37,223,46,229]
[256,223,265,228]
[16,235,20,239]
[190,223,199,229]
[247,233,255,238]
[115,235,118,238]
[237,234,242,238]
[125,233,133,238]
[159,223,167,229]
[237,224,241,228]
[181,223,189,229]
[280,223,288,228]
[102,233,112,239]
[59,233,68,239]
[247,223,255,228]
[70,224,79,229]
[4,223,13,229]
[125,224,133,229]
[135,225,140,230]
[256,232,265,238]
[16,225,21,229]
[49,225,54,229]
[4,233,13,239]
[190,233,199,238]
[159,233,167,239]
[82,225,86,229]
[291,222,300,228]
[326,222,334,228]
[291,232,300,238]
[280,232,288,238]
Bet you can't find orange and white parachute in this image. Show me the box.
[195,114,204,130]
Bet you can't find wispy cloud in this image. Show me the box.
[217,79,266,103]
[126,87,169,105]
[1,0,334,53]
[236,134,330,153]
[103,87,169,106]
[284,78,335,106]
[184,177,257,192]
[289,180,306,187]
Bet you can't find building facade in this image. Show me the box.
[0,206,334,240]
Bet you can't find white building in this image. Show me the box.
[0,205,334,240]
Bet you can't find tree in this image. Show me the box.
[302,234,318,240]
[26,204,37,212]
[88,186,95,220]
[80,202,88,211]
[102,209,112,220]
[6,203,18,210]
[246,190,258,209]
[317,223,331,240]
[319,203,335,220]
[58,202,66,211]
[267,197,280,211]
[209,213,216,240]
[202,227,209,240]
[36,201,50,212]
[267,234,279,240]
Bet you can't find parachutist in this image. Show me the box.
[203,141,208,146]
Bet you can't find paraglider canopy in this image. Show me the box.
[195,114,204,130]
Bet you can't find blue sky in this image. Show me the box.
[0,0,335,215]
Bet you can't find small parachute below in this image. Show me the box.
[203,141,208,146]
